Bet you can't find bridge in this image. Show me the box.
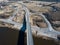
[0,1,60,45]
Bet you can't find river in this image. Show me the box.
[32,0,60,2]
[33,35,59,45]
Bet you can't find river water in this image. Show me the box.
[32,0,60,2]
[0,27,59,45]
[33,35,59,45]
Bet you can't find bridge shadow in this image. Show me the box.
[17,15,26,45]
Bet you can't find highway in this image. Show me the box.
[0,3,23,29]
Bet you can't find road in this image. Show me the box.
[30,13,60,40]
[0,3,23,29]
